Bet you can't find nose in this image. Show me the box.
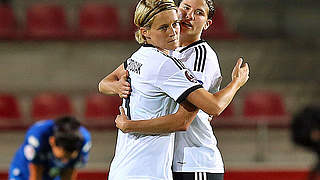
[186,10,194,20]
[169,24,179,37]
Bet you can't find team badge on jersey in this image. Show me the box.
[185,69,198,83]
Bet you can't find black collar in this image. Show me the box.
[142,44,156,48]
[179,39,206,53]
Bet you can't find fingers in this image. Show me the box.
[120,74,130,87]
[237,58,243,69]
[118,72,131,98]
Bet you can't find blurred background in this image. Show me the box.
[0,0,319,179]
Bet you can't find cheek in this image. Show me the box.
[195,18,207,28]
[178,9,185,19]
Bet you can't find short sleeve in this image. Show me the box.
[204,48,222,93]
[156,58,203,103]
[22,120,51,163]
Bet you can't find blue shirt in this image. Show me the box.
[9,120,91,180]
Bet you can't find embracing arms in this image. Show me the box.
[98,64,131,98]
[99,58,249,134]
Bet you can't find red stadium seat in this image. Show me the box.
[31,92,73,121]
[202,6,239,39]
[0,94,22,129]
[78,3,121,39]
[242,90,290,161]
[25,3,70,39]
[243,91,290,127]
[84,93,122,129]
[0,5,18,39]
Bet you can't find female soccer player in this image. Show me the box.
[99,0,249,179]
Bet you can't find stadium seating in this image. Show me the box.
[84,93,122,129]
[78,3,120,40]
[0,5,18,39]
[243,90,290,127]
[25,3,70,39]
[0,94,22,129]
[31,92,73,121]
[242,90,290,161]
[202,6,239,39]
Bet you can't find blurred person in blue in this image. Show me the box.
[9,116,92,180]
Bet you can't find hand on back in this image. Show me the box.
[116,70,131,98]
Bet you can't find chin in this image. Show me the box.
[167,44,178,50]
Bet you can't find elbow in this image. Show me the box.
[98,81,105,93]
[98,82,102,93]
[208,104,224,117]
[175,121,191,132]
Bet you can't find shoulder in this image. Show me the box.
[79,126,91,141]
[132,45,185,74]
[26,120,54,143]
[79,126,92,154]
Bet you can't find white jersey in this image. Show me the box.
[171,40,224,173]
[108,44,202,180]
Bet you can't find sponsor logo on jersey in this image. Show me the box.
[185,69,198,83]
[127,58,143,75]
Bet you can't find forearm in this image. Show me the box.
[28,164,43,180]
[187,79,241,117]
[211,78,241,115]
[98,76,119,95]
[98,64,125,95]
[122,102,198,134]
[61,169,77,180]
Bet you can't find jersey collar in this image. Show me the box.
[179,39,206,53]
[142,44,156,48]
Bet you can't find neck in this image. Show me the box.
[180,33,201,47]
[160,48,169,55]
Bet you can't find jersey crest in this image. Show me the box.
[185,69,198,83]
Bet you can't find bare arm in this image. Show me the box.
[116,101,199,134]
[114,58,248,134]
[187,58,249,117]
[60,168,77,180]
[29,164,44,180]
[98,64,131,98]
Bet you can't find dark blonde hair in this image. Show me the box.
[134,0,177,44]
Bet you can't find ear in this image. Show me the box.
[203,19,212,30]
[140,27,151,40]
[49,136,56,147]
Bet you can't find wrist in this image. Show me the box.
[122,121,134,133]
[231,78,242,89]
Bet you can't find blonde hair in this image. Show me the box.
[134,0,176,44]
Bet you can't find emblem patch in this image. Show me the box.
[185,69,198,83]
